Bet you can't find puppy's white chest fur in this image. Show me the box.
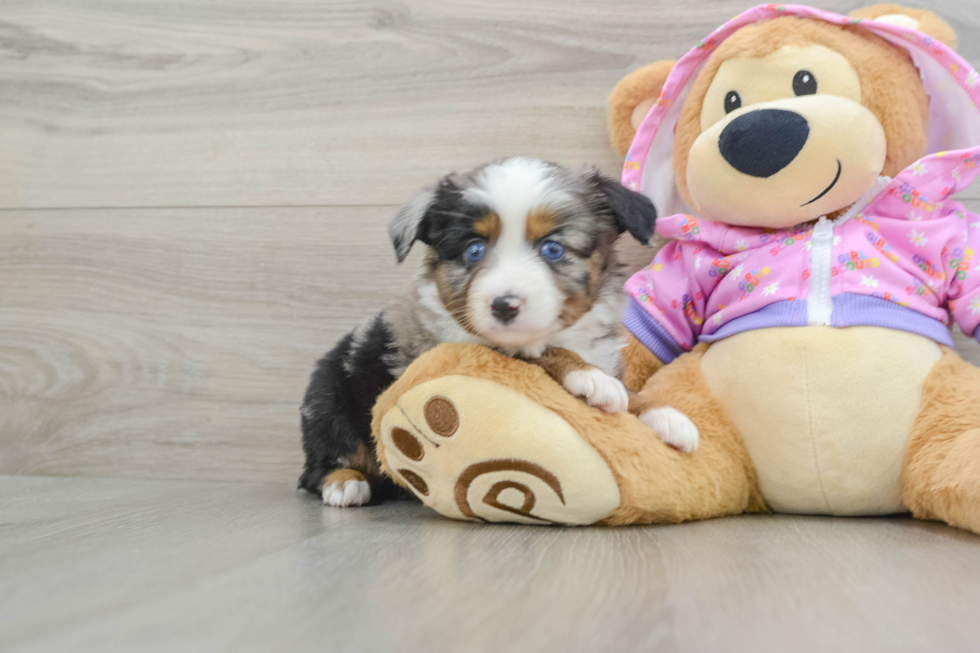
[547,294,627,376]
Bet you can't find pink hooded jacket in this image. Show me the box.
[622,5,980,363]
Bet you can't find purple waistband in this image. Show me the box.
[701,295,954,346]
[829,293,955,347]
[699,299,808,342]
[624,294,956,362]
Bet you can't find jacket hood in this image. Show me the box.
[623,4,980,218]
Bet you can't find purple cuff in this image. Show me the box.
[623,298,686,364]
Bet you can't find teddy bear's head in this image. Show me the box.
[609,4,959,229]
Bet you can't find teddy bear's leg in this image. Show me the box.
[902,348,980,535]
[372,342,763,526]
[619,343,767,524]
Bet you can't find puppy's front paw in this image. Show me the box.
[563,368,629,413]
[321,470,372,507]
[639,406,700,453]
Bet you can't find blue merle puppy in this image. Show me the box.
[299,157,698,507]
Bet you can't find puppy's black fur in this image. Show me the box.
[298,315,405,499]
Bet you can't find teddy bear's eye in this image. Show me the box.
[793,70,817,96]
[724,90,741,114]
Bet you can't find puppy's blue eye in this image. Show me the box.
[540,240,565,261]
[464,241,486,263]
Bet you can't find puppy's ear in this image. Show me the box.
[389,185,438,263]
[607,60,676,156]
[587,170,657,245]
[850,4,957,50]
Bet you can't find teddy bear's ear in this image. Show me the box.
[849,4,957,51]
[607,60,676,157]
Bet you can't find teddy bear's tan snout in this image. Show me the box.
[686,95,886,229]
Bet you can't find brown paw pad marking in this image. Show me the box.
[424,396,459,436]
[391,427,424,461]
[454,459,564,523]
[399,469,429,496]
[484,481,535,514]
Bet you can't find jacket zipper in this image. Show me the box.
[808,216,834,326]
[805,176,892,327]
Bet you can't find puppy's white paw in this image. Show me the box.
[563,368,629,413]
[322,479,372,507]
[640,406,700,453]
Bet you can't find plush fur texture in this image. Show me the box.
[903,348,980,533]
[621,332,665,393]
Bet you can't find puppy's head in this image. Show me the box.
[390,158,656,348]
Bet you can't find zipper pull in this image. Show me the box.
[813,215,833,240]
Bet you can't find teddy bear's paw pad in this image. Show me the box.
[379,375,620,525]
[563,368,629,413]
[321,470,372,508]
[640,406,700,453]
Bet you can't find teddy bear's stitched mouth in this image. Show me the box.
[801,159,842,206]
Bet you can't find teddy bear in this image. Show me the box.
[369,3,980,533]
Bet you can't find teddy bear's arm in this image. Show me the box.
[607,60,675,157]
[624,239,727,370]
[622,333,666,393]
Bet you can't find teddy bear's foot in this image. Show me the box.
[907,427,980,534]
[904,348,980,535]
[377,374,621,525]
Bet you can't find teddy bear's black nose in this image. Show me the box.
[718,109,810,178]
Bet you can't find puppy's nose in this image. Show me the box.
[718,109,809,178]
[490,295,521,324]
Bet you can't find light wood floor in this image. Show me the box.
[4,475,980,653]
[2,1,980,651]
